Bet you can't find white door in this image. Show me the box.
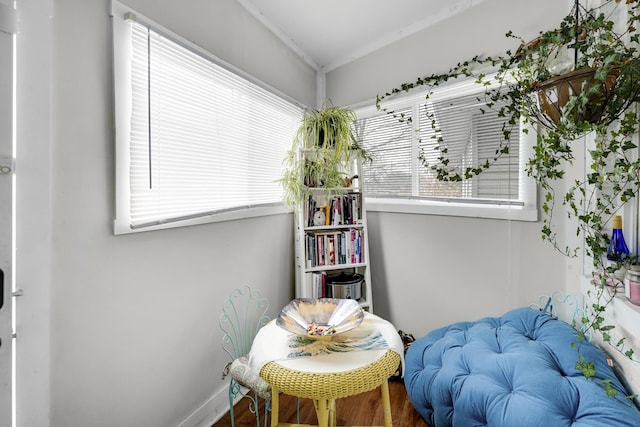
[0,2,15,427]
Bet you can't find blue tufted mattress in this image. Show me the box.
[404,307,640,427]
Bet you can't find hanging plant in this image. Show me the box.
[280,101,369,208]
[375,0,640,394]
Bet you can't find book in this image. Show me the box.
[311,271,327,298]
[328,234,335,265]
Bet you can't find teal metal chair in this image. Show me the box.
[220,286,272,427]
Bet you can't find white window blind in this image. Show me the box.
[358,87,521,204]
[352,107,414,197]
[114,12,301,233]
[418,93,520,201]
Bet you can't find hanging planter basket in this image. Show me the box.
[534,67,619,127]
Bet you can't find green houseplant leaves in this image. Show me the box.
[376,0,640,393]
[281,101,368,208]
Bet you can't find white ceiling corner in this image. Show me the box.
[236,0,487,73]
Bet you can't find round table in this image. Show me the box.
[251,312,403,427]
[261,349,400,427]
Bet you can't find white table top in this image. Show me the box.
[249,311,404,374]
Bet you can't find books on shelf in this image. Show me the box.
[304,193,362,227]
[311,271,327,298]
[305,228,364,269]
[294,150,371,309]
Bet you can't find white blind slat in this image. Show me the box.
[128,23,301,227]
[358,90,520,202]
[355,108,414,197]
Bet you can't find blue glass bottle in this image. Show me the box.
[607,215,630,262]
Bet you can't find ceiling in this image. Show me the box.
[236,0,487,72]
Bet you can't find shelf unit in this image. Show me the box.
[293,149,373,311]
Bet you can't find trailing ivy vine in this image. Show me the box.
[376,0,640,394]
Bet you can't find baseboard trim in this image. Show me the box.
[177,385,230,427]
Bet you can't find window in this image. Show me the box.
[112,3,302,234]
[354,79,537,221]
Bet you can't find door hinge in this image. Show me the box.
[12,289,23,297]
[0,155,15,175]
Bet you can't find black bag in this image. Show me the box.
[390,330,415,382]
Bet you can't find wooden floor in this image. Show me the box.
[211,380,429,427]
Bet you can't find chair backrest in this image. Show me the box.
[529,290,592,340]
[220,286,271,361]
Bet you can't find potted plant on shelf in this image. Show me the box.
[280,101,368,208]
[375,0,640,394]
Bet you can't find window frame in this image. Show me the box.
[111,1,301,234]
[353,77,538,222]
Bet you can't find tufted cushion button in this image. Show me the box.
[404,307,640,427]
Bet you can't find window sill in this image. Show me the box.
[113,204,290,235]
[580,275,640,339]
[579,275,640,401]
[366,197,538,221]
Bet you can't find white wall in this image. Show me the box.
[366,213,568,338]
[17,0,587,426]
[326,0,572,107]
[326,0,575,337]
[23,0,310,426]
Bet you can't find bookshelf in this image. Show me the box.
[293,149,373,311]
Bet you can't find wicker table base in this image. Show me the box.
[260,350,401,427]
